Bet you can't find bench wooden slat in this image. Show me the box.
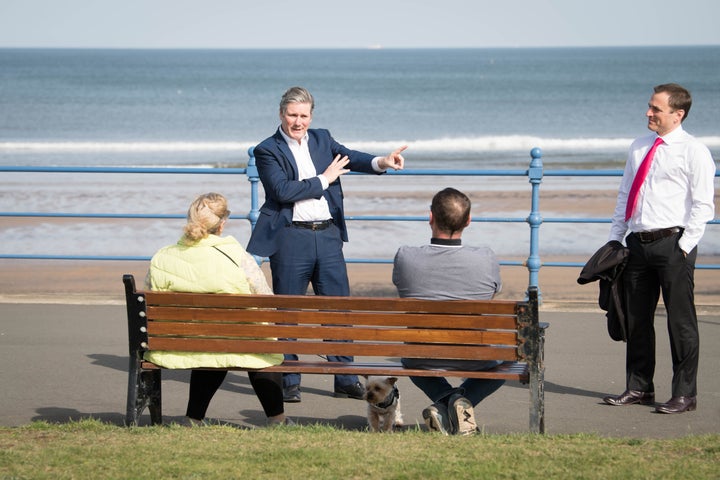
[146,306,521,330]
[145,323,519,346]
[146,337,520,361]
[144,291,520,315]
[138,360,530,381]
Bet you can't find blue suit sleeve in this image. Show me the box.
[326,133,378,175]
[254,143,326,204]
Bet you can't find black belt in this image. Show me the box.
[291,219,334,231]
[633,227,682,243]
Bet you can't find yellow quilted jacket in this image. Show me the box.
[144,234,283,369]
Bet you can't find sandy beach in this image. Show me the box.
[1,257,718,311]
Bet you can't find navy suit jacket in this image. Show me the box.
[246,128,381,257]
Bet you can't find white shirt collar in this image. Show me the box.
[279,127,308,146]
[659,124,686,145]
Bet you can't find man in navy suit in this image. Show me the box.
[247,86,407,402]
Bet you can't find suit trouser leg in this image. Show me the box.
[658,243,699,397]
[623,236,659,393]
[270,224,358,389]
[624,233,698,396]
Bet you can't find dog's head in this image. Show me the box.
[363,376,399,405]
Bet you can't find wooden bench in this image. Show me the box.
[123,274,547,433]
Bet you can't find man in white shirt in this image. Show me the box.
[247,86,407,403]
[603,83,716,414]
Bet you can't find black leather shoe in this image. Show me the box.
[602,389,655,406]
[655,396,697,414]
[283,385,301,403]
[333,381,365,399]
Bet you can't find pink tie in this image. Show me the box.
[625,136,664,221]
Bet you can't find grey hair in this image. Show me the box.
[280,86,314,114]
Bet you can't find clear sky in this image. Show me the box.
[2,0,719,49]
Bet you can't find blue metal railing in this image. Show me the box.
[2,147,718,299]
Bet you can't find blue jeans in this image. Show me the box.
[402,358,505,407]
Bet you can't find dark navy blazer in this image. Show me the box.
[246,128,381,257]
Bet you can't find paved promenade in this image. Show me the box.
[1,299,718,438]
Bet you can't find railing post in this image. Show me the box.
[245,146,266,266]
[246,146,260,230]
[526,148,543,303]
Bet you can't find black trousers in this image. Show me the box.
[185,370,284,420]
[623,231,699,397]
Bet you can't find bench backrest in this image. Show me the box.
[123,275,540,364]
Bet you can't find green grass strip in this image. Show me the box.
[1,419,718,479]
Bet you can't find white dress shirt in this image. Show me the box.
[279,129,333,222]
[609,125,716,253]
[279,128,386,222]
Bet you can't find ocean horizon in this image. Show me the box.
[2,46,719,169]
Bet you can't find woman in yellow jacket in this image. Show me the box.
[146,192,290,426]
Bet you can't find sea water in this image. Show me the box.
[1,47,718,258]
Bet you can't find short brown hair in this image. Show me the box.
[654,83,692,121]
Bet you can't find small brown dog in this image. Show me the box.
[363,376,404,432]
